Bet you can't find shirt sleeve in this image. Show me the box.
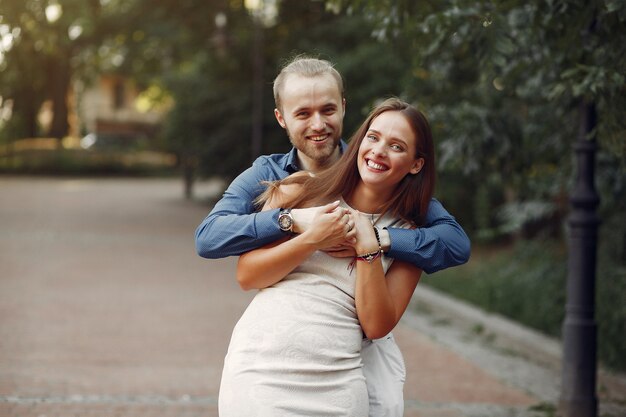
[194,161,285,259]
[386,198,471,274]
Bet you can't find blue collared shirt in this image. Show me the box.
[195,146,470,274]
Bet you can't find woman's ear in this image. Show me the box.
[410,158,425,175]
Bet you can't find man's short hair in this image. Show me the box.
[273,55,345,111]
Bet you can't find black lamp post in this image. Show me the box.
[559,101,599,417]
[246,0,265,162]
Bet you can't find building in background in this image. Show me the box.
[77,75,168,150]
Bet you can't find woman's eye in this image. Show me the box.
[366,134,377,141]
[390,144,403,151]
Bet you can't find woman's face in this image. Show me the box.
[357,110,424,191]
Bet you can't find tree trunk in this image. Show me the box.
[46,53,71,141]
[10,91,40,138]
[181,154,198,200]
[9,35,45,139]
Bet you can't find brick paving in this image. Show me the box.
[0,177,620,417]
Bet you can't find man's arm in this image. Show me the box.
[384,198,471,274]
[194,161,285,259]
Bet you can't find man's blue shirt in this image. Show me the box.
[195,146,470,274]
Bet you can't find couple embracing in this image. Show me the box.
[195,56,470,416]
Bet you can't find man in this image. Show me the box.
[196,56,470,270]
[196,56,470,415]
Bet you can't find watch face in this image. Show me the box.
[279,212,292,231]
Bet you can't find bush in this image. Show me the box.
[0,147,177,176]
[595,213,626,371]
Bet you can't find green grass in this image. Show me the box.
[0,147,177,176]
[423,238,626,372]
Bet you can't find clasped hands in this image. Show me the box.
[291,201,379,258]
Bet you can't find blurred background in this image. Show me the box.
[0,0,624,374]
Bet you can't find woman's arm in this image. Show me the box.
[237,234,315,290]
[355,259,421,339]
[237,186,354,290]
[350,210,422,339]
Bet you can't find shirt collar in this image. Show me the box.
[284,140,348,174]
[284,147,301,174]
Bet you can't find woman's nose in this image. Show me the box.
[371,142,387,157]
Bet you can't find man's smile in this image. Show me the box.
[307,133,330,142]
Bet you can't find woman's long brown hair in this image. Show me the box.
[258,97,436,226]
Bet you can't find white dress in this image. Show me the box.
[218,207,408,417]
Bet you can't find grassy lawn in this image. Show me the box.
[423,241,567,337]
[422,239,625,372]
[0,138,177,176]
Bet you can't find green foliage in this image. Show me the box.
[528,402,557,417]
[427,241,567,337]
[147,0,411,181]
[0,148,175,176]
[0,0,120,138]
[327,0,625,237]
[162,51,255,180]
[426,236,626,371]
[0,0,230,141]
[267,0,408,137]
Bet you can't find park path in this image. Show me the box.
[0,177,621,417]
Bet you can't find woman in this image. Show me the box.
[218,98,435,416]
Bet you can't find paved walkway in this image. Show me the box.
[0,177,623,417]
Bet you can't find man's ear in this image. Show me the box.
[410,158,425,175]
[341,98,346,117]
[274,108,287,129]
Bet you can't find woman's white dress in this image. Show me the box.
[218,208,408,417]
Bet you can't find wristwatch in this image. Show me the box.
[278,209,294,233]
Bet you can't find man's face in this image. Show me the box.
[274,73,345,171]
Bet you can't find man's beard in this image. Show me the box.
[285,126,341,166]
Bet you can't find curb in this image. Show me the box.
[411,284,562,366]
[409,284,626,409]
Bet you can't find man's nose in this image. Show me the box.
[310,113,325,131]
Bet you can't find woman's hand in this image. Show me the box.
[348,209,380,255]
[300,201,357,250]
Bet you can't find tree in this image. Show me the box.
[139,0,411,197]
[326,0,626,373]
[0,0,145,141]
[326,0,625,237]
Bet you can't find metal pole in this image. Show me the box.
[250,5,264,162]
[559,102,599,417]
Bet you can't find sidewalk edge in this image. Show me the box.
[411,284,561,364]
[410,284,626,397]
